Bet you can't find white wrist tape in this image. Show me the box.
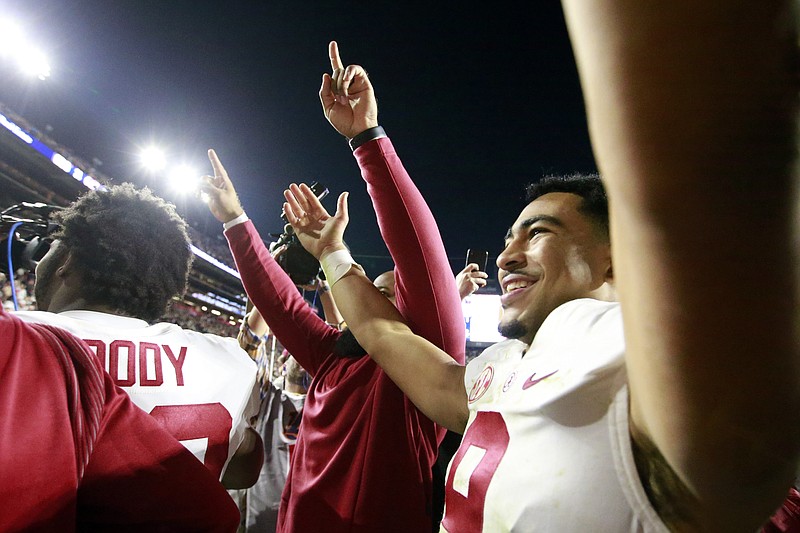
[320,249,364,287]
[223,212,249,231]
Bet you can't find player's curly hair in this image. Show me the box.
[525,173,609,242]
[52,184,192,321]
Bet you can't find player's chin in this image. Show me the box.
[498,316,529,340]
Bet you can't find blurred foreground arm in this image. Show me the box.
[561,0,800,530]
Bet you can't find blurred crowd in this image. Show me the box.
[161,300,239,337]
[187,224,237,270]
[1,271,35,311]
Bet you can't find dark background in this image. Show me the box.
[0,0,597,277]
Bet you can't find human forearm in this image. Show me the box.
[323,41,464,360]
[356,138,465,359]
[329,264,468,432]
[246,308,268,337]
[318,287,344,328]
[226,221,338,375]
[204,151,336,373]
[562,0,800,529]
[565,2,798,215]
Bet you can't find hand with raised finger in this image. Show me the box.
[319,41,378,139]
[201,149,245,223]
[283,183,349,260]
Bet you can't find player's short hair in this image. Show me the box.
[52,183,192,321]
[525,173,609,242]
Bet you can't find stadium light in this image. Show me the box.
[140,146,167,172]
[17,47,50,80]
[168,164,199,192]
[0,20,24,56]
[0,18,51,80]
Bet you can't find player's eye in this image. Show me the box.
[529,227,548,239]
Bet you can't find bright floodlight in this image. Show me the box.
[0,18,51,80]
[17,47,50,80]
[0,20,23,57]
[169,164,198,192]
[140,146,167,172]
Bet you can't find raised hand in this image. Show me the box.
[283,183,349,261]
[455,263,489,300]
[319,41,378,139]
[201,149,245,223]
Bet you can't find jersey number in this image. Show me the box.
[442,411,509,533]
[149,403,232,479]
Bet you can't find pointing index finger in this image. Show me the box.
[208,149,228,180]
[329,41,344,72]
[329,41,345,96]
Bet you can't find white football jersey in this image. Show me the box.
[16,310,259,480]
[441,299,668,532]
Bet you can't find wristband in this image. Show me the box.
[223,212,249,231]
[320,249,364,287]
[238,321,265,357]
[348,126,386,152]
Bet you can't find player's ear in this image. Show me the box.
[56,250,75,278]
[591,239,613,285]
[588,248,616,302]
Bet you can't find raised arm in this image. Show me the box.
[327,266,468,433]
[316,280,345,328]
[320,42,465,362]
[283,184,469,432]
[238,300,268,360]
[201,150,339,377]
[561,1,800,529]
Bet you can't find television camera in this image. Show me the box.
[0,202,62,276]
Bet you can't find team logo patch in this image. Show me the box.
[468,366,494,403]
[502,371,517,392]
[521,369,558,390]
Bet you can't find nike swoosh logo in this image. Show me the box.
[521,370,558,390]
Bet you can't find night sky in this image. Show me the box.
[0,0,597,278]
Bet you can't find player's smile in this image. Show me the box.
[500,273,538,307]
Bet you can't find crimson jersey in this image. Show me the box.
[15,309,259,481]
[0,311,239,532]
[226,136,466,532]
[763,488,800,532]
[443,299,668,532]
